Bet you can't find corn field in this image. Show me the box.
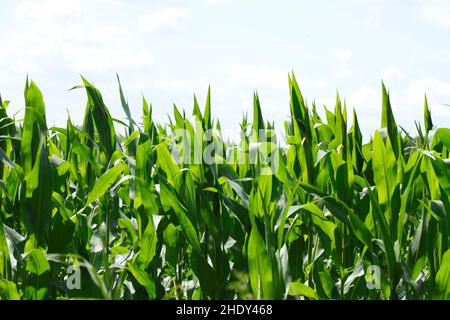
[0,73,450,300]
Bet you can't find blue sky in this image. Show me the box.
[0,0,449,140]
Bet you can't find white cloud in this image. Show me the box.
[138,7,189,32]
[331,49,353,61]
[14,0,82,21]
[418,0,450,30]
[1,0,156,126]
[349,85,379,108]
[218,64,289,89]
[330,49,359,80]
[381,67,403,82]
[342,78,450,137]
[205,0,230,5]
[347,85,380,129]
[332,69,359,80]
[401,77,450,106]
[365,5,381,30]
[62,45,153,72]
[2,0,154,74]
[381,77,450,134]
[217,64,326,96]
[2,0,449,139]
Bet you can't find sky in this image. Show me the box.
[0,0,450,141]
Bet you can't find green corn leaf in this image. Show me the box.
[191,252,218,299]
[159,180,201,254]
[116,74,133,128]
[435,128,450,150]
[156,143,182,190]
[381,82,399,158]
[128,263,156,299]
[23,142,53,247]
[86,161,127,205]
[424,95,433,132]
[372,131,397,207]
[0,223,12,279]
[252,92,265,140]
[0,280,21,300]
[81,76,117,159]
[435,249,450,299]
[192,94,203,121]
[136,220,157,269]
[248,224,274,299]
[203,86,212,130]
[288,282,318,299]
[25,249,50,276]
[21,81,47,176]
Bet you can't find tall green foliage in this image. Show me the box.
[0,75,449,300]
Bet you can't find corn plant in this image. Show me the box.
[0,73,450,300]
